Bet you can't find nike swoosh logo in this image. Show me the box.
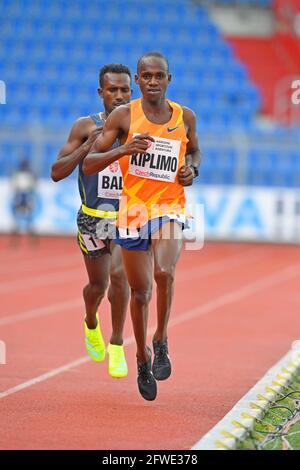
[167,126,180,133]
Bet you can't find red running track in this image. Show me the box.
[0,235,300,450]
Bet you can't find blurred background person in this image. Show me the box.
[10,157,37,244]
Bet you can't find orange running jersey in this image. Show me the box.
[118,98,189,229]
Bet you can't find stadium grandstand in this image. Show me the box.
[0,0,299,231]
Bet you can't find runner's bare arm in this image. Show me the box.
[51,117,101,182]
[83,106,154,176]
[178,108,201,186]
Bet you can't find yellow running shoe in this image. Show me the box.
[107,343,128,378]
[84,313,106,362]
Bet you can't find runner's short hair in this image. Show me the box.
[137,52,169,73]
[99,64,132,87]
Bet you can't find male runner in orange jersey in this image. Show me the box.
[51,64,132,378]
[83,52,200,400]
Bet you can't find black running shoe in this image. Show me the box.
[152,340,171,381]
[137,347,157,401]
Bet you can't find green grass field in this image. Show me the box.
[236,370,300,450]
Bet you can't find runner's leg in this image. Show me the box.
[108,242,130,345]
[83,254,111,329]
[152,222,183,342]
[121,248,153,363]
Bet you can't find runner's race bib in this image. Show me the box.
[129,134,181,183]
[97,161,123,199]
[81,233,106,251]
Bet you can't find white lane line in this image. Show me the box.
[0,269,84,295]
[0,334,135,399]
[0,246,254,288]
[192,345,300,450]
[0,248,265,325]
[170,262,300,328]
[176,247,265,282]
[0,357,90,399]
[0,253,81,277]
[0,299,83,327]
[1,262,300,400]
[0,246,60,263]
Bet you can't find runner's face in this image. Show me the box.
[99,73,132,114]
[135,57,171,102]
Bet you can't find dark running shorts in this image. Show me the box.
[115,215,186,251]
[76,208,117,258]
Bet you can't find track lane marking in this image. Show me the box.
[1,262,300,399]
[0,248,268,325]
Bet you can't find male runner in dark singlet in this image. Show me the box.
[83,53,201,399]
[51,64,132,378]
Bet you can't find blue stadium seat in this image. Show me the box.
[1,0,296,189]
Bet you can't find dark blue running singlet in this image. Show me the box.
[78,113,123,212]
